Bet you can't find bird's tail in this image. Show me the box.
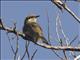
[40,36,49,45]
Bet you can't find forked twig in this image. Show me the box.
[31,49,37,60]
[6,22,19,60]
[56,13,68,60]
[45,8,64,60]
[69,35,78,46]
[21,41,30,60]
[51,0,80,23]
[14,22,19,60]
[6,32,15,55]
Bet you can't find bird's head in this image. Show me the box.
[24,15,39,24]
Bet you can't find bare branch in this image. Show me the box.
[21,50,26,60]
[56,14,68,60]
[31,49,37,60]
[45,8,64,60]
[5,21,19,60]
[21,41,30,60]
[51,0,64,12]
[45,8,51,43]
[6,31,19,60]
[14,22,19,60]
[0,19,80,52]
[51,0,80,23]
[6,32,15,55]
[26,41,30,60]
[37,43,80,51]
[69,35,78,58]
[69,35,78,46]
[64,4,80,23]
[56,13,69,46]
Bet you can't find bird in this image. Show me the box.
[23,15,49,44]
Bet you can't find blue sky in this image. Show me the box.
[1,1,80,60]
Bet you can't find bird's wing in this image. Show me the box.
[29,22,43,36]
[30,23,49,44]
[23,23,36,41]
[25,22,49,44]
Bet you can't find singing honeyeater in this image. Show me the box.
[23,15,49,44]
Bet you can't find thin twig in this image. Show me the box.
[6,32,15,54]
[51,0,80,23]
[6,32,19,60]
[56,11,79,60]
[51,50,64,60]
[31,49,37,60]
[45,8,64,60]
[58,15,69,60]
[26,41,30,60]
[14,37,19,60]
[69,35,78,58]
[45,8,51,43]
[69,35,78,46]
[21,41,30,60]
[21,50,26,60]
[56,14,68,60]
[60,39,68,60]
[56,14,69,46]
[64,4,80,23]
[13,21,19,60]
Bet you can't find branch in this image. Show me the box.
[56,13,69,46]
[56,14,68,60]
[0,19,80,52]
[6,22,19,60]
[36,43,80,51]
[51,0,80,23]
[46,8,64,60]
[74,55,80,60]
[69,35,78,46]
[31,49,37,60]
[45,8,51,43]
[21,41,30,60]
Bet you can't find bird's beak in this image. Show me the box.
[36,15,40,18]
